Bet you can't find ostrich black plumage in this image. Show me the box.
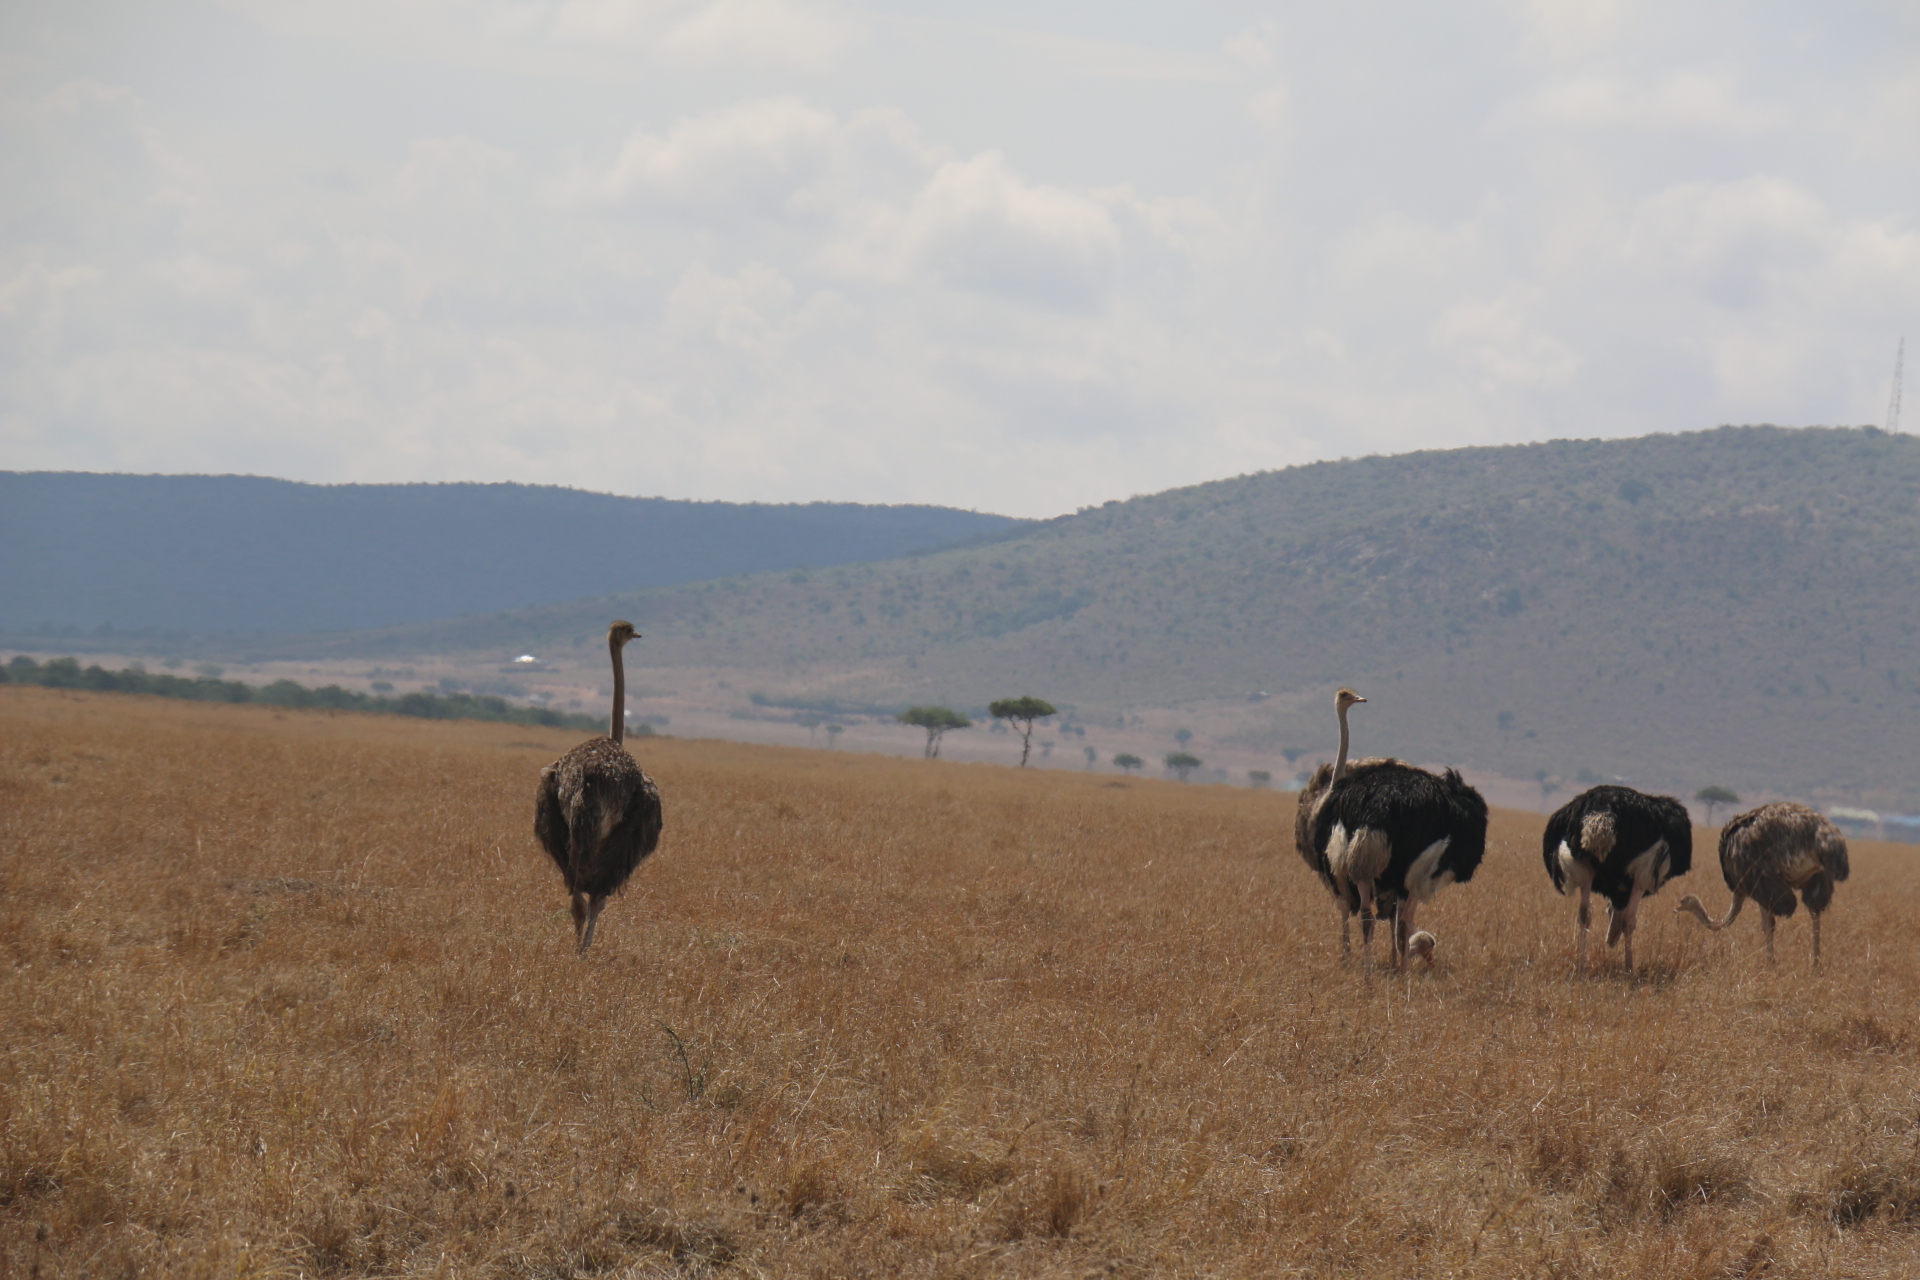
[534,620,664,955]
[1301,688,1488,969]
[1675,802,1849,966]
[1542,785,1692,973]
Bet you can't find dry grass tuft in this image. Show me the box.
[1811,1012,1909,1056]
[992,1163,1097,1240]
[4,686,1920,1276]
[1817,1147,1920,1229]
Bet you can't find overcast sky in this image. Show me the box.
[3,1,1916,517]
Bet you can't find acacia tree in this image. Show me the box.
[1165,751,1203,782]
[796,712,823,746]
[1695,785,1739,825]
[989,696,1057,767]
[1113,753,1144,774]
[898,705,971,758]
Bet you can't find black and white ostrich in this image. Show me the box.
[1674,802,1849,966]
[1299,688,1488,969]
[534,621,664,955]
[1542,785,1692,973]
[1294,688,1390,955]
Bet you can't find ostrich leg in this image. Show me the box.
[1577,888,1592,975]
[1356,887,1377,973]
[1617,887,1645,972]
[1811,911,1823,967]
[1395,902,1419,971]
[570,892,590,949]
[1760,910,1776,964]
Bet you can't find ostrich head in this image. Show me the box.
[1335,687,1367,712]
[1407,931,1437,969]
[608,620,640,646]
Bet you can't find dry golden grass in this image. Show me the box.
[3,686,1918,1278]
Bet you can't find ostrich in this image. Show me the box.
[1300,689,1488,969]
[1294,688,1391,954]
[534,620,664,955]
[1542,785,1692,974]
[1674,802,1849,965]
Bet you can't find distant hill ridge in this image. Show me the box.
[217,426,1918,809]
[0,474,1027,634]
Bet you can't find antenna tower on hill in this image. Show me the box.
[1890,336,1904,434]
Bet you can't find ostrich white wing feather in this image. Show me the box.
[1555,841,1593,893]
[1624,840,1670,893]
[1403,836,1455,903]
[1326,823,1391,888]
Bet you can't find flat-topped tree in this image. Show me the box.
[989,696,1057,767]
[1113,753,1144,774]
[898,705,971,759]
[1165,751,1202,782]
[1695,785,1739,826]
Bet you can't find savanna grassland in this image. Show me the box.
[3,687,1918,1278]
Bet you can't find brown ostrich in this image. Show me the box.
[1674,802,1848,965]
[534,620,663,955]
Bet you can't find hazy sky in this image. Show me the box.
[3,1,1916,516]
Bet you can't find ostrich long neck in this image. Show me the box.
[609,634,626,745]
[1332,701,1353,785]
[1678,895,1743,931]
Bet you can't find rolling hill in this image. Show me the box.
[0,473,1025,634]
[200,426,1919,810]
[14,428,1917,811]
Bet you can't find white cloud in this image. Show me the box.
[1225,20,1277,70]
[1625,177,1831,310]
[1521,70,1781,135]
[220,0,851,74]
[602,98,838,213]
[1434,289,1581,389]
[659,0,848,70]
[890,153,1122,307]
[4,1,1917,515]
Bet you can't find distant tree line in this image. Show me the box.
[1,655,611,734]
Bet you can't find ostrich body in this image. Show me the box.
[1299,689,1488,968]
[534,621,664,955]
[1675,802,1848,965]
[1542,785,1692,973]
